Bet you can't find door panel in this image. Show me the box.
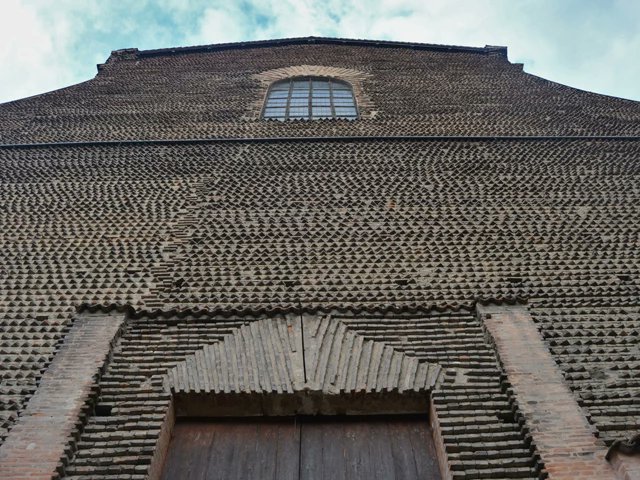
[161,416,441,480]
[161,419,299,480]
[300,417,441,480]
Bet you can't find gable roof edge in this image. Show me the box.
[109,36,508,62]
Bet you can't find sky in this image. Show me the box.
[1,0,639,104]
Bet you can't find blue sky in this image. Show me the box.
[1,0,639,104]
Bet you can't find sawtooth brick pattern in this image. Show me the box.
[1,40,640,143]
[481,304,616,480]
[0,38,639,473]
[337,311,542,479]
[61,314,252,479]
[530,302,640,447]
[0,150,194,441]
[60,311,542,480]
[1,138,640,446]
[0,311,124,480]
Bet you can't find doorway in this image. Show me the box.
[160,415,441,480]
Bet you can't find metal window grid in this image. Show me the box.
[263,77,358,121]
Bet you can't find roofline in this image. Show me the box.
[126,36,508,59]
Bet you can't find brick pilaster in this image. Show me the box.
[0,311,125,480]
[479,303,619,480]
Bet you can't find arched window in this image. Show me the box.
[262,77,358,121]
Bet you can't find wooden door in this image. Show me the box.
[300,416,441,480]
[161,416,441,480]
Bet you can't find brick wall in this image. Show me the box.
[0,311,125,480]
[479,303,620,480]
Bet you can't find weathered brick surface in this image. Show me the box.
[480,304,618,480]
[3,137,639,443]
[0,37,638,477]
[531,304,640,447]
[2,38,640,143]
[340,312,542,479]
[611,453,640,480]
[0,311,125,480]
[167,315,442,399]
[61,311,541,480]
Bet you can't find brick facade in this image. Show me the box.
[0,311,125,480]
[1,37,639,478]
[479,304,637,479]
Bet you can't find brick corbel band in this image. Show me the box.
[478,303,640,480]
[0,311,125,480]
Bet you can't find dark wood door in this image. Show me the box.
[161,416,441,480]
[300,416,441,480]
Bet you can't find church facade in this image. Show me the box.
[0,37,639,479]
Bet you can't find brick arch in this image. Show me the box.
[249,65,375,119]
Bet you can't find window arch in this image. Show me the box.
[262,77,358,121]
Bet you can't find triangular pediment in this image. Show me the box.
[167,315,443,400]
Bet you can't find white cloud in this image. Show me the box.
[184,7,247,45]
[0,0,76,102]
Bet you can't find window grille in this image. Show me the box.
[262,77,358,121]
